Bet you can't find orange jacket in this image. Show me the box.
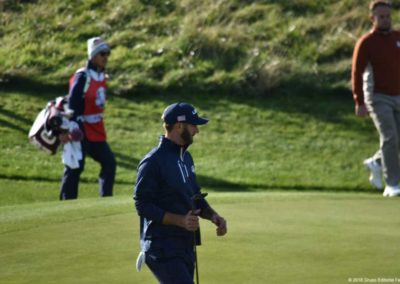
[352,29,400,106]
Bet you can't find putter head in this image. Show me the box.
[192,192,208,201]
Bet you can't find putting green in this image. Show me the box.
[0,192,399,283]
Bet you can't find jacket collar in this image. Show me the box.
[86,60,105,72]
[86,60,106,81]
[159,136,188,160]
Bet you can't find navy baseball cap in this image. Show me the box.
[162,102,209,125]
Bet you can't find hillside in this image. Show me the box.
[0,0,384,96]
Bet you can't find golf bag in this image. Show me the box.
[29,68,90,155]
[28,97,72,155]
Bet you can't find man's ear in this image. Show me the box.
[370,14,376,25]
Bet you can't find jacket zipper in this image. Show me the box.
[177,161,187,183]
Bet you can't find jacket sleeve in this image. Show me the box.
[351,36,369,106]
[68,71,87,120]
[134,157,166,223]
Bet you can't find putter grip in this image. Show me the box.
[195,229,202,246]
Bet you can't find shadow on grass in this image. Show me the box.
[0,71,373,137]
[0,117,29,134]
[111,73,373,136]
[0,106,33,126]
[0,75,66,98]
[0,173,372,194]
[197,175,370,193]
[0,105,32,134]
[114,151,140,171]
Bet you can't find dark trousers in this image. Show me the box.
[145,247,195,284]
[60,139,116,200]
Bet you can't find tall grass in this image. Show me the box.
[0,0,393,96]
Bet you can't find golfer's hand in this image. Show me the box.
[355,104,368,117]
[211,214,227,236]
[183,210,200,232]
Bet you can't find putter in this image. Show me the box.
[191,193,208,284]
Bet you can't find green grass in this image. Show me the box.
[1,192,399,284]
[0,0,392,95]
[1,86,394,282]
[0,88,379,206]
[1,85,390,282]
[0,1,396,282]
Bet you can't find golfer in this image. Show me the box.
[352,0,400,196]
[134,102,227,283]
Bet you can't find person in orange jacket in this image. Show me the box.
[352,0,400,197]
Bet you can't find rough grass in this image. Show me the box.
[0,85,379,206]
[1,0,395,95]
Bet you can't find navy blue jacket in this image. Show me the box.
[134,136,209,251]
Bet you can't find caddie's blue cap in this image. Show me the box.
[162,102,209,125]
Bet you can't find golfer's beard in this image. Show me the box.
[181,127,193,146]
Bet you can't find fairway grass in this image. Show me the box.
[1,192,399,284]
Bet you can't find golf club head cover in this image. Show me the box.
[69,127,83,141]
[136,251,145,272]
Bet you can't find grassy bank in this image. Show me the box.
[0,0,391,95]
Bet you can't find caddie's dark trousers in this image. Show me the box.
[60,139,116,200]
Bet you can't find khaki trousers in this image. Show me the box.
[366,93,400,187]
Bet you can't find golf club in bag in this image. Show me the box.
[191,192,208,284]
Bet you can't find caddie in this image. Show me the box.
[59,37,116,200]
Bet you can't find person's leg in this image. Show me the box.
[85,141,116,197]
[60,151,85,200]
[364,94,384,189]
[368,94,400,187]
[393,95,400,175]
[145,248,195,284]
